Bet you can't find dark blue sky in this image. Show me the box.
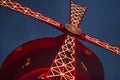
[0,0,120,80]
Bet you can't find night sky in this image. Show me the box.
[0,0,120,80]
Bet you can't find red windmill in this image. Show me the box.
[0,0,120,80]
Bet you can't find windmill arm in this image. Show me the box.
[70,1,87,27]
[78,33,120,56]
[0,0,65,32]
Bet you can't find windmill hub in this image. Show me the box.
[65,24,81,35]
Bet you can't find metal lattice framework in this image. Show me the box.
[84,35,120,54]
[46,35,76,80]
[70,1,87,26]
[0,0,61,27]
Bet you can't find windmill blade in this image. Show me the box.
[78,33,120,56]
[0,0,65,32]
[70,1,87,27]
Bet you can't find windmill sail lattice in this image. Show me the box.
[0,0,61,28]
[46,35,76,80]
[70,1,87,26]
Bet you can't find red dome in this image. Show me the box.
[0,35,104,80]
